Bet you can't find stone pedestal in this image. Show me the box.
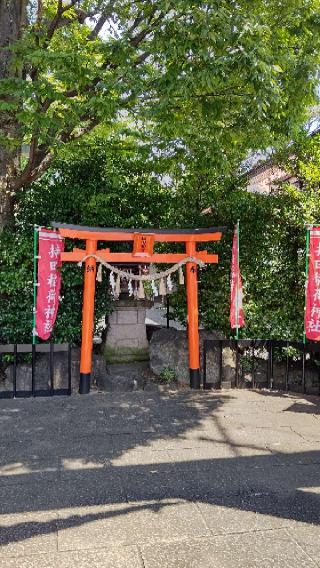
[105,299,151,363]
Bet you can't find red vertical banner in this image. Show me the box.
[35,229,64,340]
[305,227,320,340]
[230,225,245,330]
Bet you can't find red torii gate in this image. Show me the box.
[53,223,224,393]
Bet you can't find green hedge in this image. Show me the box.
[1,133,320,343]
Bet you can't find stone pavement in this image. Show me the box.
[0,389,319,567]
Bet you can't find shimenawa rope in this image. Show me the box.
[77,254,205,281]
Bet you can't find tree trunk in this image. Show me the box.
[0,0,26,230]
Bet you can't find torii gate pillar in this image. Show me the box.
[186,241,200,388]
[79,239,97,394]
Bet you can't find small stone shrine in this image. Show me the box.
[105,265,152,363]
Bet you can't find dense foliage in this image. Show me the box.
[2,130,320,343]
[170,185,317,340]
[169,132,320,339]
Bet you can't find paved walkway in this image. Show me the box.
[0,389,319,567]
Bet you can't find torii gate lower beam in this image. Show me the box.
[53,224,224,393]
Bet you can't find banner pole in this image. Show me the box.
[32,225,39,345]
[303,227,311,345]
[236,220,240,340]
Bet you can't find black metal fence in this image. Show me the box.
[0,343,72,399]
[2,339,320,398]
[203,339,320,395]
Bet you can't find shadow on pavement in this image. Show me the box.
[0,390,319,548]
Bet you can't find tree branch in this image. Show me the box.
[127,5,159,37]
[133,50,151,67]
[11,112,101,192]
[12,5,170,190]
[36,0,43,26]
[60,118,100,144]
[88,14,108,39]
[30,0,80,81]
[11,152,53,191]
[26,134,39,173]
[128,12,146,35]
[46,0,78,44]
[130,12,165,48]
[88,1,117,40]
[136,89,253,107]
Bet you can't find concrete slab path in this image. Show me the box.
[0,389,319,567]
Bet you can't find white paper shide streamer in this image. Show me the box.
[109,272,116,297]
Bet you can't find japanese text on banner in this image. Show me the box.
[35,229,64,340]
[305,228,320,340]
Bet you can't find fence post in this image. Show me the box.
[235,341,239,388]
[219,341,223,388]
[49,343,54,395]
[68,345,72,395]
[251,341,255,389]
[270,342,274,389]
[285,341,289,392]
[31,344,36,396]
[203,340,207,389]
[302,344,306,394]
[13,344,17,398]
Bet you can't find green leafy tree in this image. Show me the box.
[1,0,320,229]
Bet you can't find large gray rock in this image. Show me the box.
[149,328,226,386]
